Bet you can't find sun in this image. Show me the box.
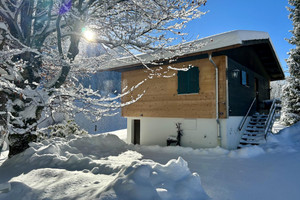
[82,27,95,41]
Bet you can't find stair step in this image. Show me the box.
[245,131,264,134]
[238,103,281,149]
[251,115,267,118]
[245,129,265,133]
[246,127,264,131]
[250,118,267,120]
[250,119,267,122]
[241,135,264,140]
[240,135,264,141]
[247,123,265,126]
[238,143,260,148]
[239,140,262,144]
[239,140,263,145]
[250,116,267,119]
[243,132,261,136]
[0,183,11,193]
[244,132,264,136]
[243,135,264,139]
[249,122,266,126]
[246,126,265,130]
[247,123,265,127]
[252,115,268,118]
[250,117,266,119]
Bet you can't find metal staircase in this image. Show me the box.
[238,99,281,148]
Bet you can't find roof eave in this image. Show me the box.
[242,39,285,81]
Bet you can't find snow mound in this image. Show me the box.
[263,121,300,152]
[99,157,210,200]
[1,134,142,177]
[228,146,265,158]
[0,134,211,199]
[227,122,300,158]
[135,145,229,157]
[108,129,127,141]
[0,168,112,200]
[272,121,300,145]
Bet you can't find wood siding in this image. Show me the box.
[121,55,227,119]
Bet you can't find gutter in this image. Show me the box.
[208,54,222,146]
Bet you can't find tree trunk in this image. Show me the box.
[8,133,37,158]
[0,92,6,127]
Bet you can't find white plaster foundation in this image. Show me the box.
[126,116,247,150]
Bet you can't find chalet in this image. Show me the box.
[106,30,285,149]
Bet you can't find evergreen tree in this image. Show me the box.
[281,0,300,125]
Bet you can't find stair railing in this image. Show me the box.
[264,99,280,139]
[238,97,256,131]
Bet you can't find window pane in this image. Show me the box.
[241,70,248,86]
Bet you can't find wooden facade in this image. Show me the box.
[121,55,227,119]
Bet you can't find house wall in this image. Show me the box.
[227,58,270,116]
[122,55,268,149]
[121,55,227,119]
[223,116,251,149]
[127,117,227,148]
[126,116,246,149]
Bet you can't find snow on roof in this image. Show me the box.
[182,30,271,53]
[102,30,279,70]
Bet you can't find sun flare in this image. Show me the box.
[82,28,95,41]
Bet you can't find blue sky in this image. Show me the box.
[184,0,293,74]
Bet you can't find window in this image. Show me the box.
[241,70,249,86]
[177,67,199,94]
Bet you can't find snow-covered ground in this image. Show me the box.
[0,122,300,200]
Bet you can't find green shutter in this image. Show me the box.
[178,71,188,94]
[177,67,199,94]
[189,67,199,93]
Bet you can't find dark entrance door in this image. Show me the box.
[133,120,140,145]
[254,78,259,110]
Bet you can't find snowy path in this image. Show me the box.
[138,147,300,200]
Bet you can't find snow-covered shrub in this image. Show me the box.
[36,120,87,142]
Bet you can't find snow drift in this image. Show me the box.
[0,134,141,177]
[99,157,209,200]
[262,121,300,152]
[0,133,209,200]
[1,122,300,199]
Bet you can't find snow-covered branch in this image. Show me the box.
[0,0,207,156]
